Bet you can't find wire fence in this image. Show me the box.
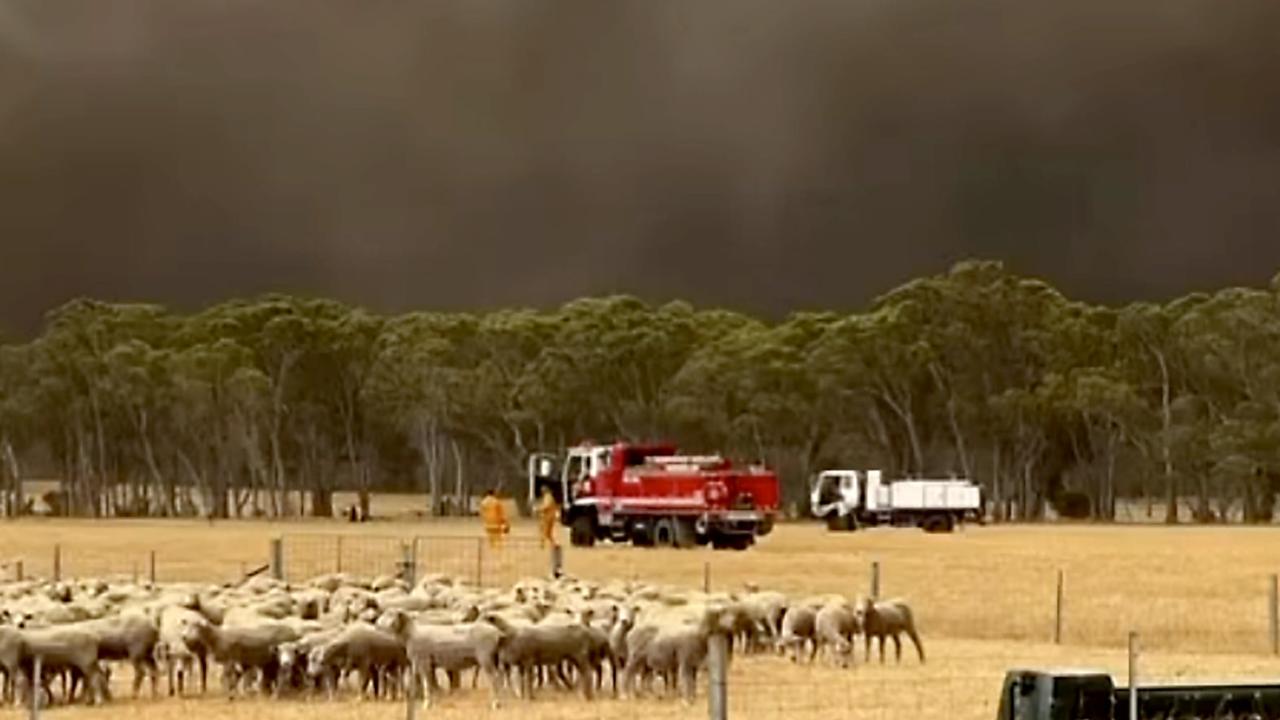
[0,533,551,590]
[1,544,259,586]
[571,544,1280,658]
[278,533,549,588]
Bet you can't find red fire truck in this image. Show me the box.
[528,442,780,550]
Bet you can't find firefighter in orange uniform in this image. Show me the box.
[537,487,560,548]
[479,489,509,549]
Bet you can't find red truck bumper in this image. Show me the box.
[699,510,773,536]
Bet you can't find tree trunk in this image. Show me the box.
[357,486,371,520]
[89,391,109,518]
[2,437,22,517]
[136,412,168,516]
[78,424,99,517]
[1165,469,1179,524]
[238,418,270,518]
[1195,470,1213,523]
[451,437,466,514]
[164,453,178,517]
[1019,458,1031,521]
[1257,472,1277,523]
[1155,351,1177,524]
[879,388,925,474]
[357,450,372,520]
[1104,428,1117,521]
[1143,466,1154,519]
[312,485,334,518]
[249,468,261,517]
[418,418,441,516]
[865,405,895,476]
[308,425,330,518]
[931,365,972,479]
[268,429,284,517]
[800,426,827,501]
[991,441,1004,522]
[1243,471,1258,523]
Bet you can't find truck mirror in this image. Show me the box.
[539,458,554,477]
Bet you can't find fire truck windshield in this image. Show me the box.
[565,454,586,482]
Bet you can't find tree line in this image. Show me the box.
[1,260,1278,522]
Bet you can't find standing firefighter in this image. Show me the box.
[537,487,560,548]
[479,489,509,549]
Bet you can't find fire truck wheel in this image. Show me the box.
[673,518,697,549]
[570,516,597,547]
[631,526,654,547]
[653,519,676,548]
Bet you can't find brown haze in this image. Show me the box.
[1,0,1279,335]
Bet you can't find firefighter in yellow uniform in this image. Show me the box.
[537,487,560,548]
[479,489,509,549]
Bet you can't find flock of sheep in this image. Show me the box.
[0,567,925,709]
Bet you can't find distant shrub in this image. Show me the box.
[1055,491,1092,520]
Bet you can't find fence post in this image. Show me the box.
[336,536,344,574]
[410,541,419,587]
[15,559,23,582]
[401,542,417,587]
[52,544,61,582]
[870,560,881,600]
[1054,569,1064,645]
[703,561,711,594]
[30,654,42,720]
[708,631,728,720]
[475,538,484,588]
[1270,574,1278,655]
[269,537,284,581]
[1128,631,1139,720]
[550,545,563,579]
[149,551,157,586]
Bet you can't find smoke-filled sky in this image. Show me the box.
[1,1,1279,336]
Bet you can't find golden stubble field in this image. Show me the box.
[5,518,1280,719]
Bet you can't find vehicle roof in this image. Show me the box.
[1007,668,1112,678]
[1124,679,1280,690]
[571,441,676,451]
[1007,669,1280,689]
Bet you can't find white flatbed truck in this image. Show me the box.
[809,469,982,533]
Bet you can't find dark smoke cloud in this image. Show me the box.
[1,0,1279,336]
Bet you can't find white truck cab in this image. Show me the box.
[810,469,982,533]
[527,445,613,509]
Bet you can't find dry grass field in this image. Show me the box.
[5,517,1280,718]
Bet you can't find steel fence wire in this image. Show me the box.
[280,534,412,584]
[4,544,263,585]
[278,533,550,588]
